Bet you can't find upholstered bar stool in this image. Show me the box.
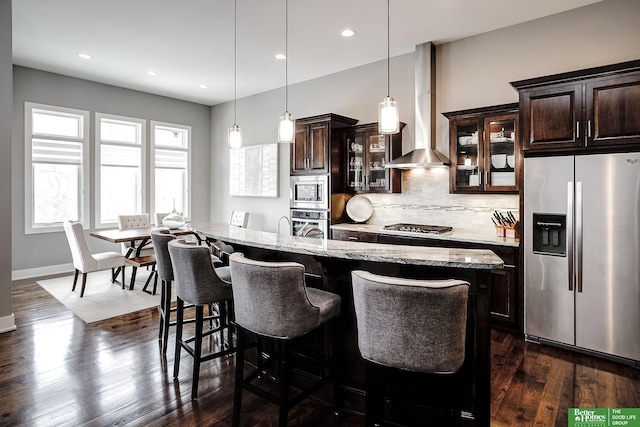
[150,229,177,355]
[152,230,232,355]
[168,239,235,399]
[351,270,469,427]
[229,252,342,427]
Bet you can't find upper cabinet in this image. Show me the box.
[444,103,520,194]
[512,60,640,153]
[290,113,357,175]
[338,122,404,194]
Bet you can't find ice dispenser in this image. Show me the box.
[532,213,566,256]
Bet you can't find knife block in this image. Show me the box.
[505,221,519,239]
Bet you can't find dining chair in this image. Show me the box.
[229,210,249,228]
[118,214,157,291]
[63,221,128,297]
[155,212,169,227]
[117,214,155,257]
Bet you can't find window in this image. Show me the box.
[150,122,191,221]
[95,113,146,227]
[25,103,89,234]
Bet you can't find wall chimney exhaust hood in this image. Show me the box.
[385,42,450,169]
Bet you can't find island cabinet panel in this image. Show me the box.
[512,59,640,154]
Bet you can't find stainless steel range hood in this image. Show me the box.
[385,42,450,169]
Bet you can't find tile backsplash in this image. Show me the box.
[363,168,519,237]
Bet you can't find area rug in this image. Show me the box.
[37,269,170,323]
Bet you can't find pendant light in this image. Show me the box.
[277,0,294,143]
[378,0,399,134]
[228,0,242,149]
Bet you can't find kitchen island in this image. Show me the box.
[190,222,503,427]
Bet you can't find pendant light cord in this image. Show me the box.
[285,0,289,113]
[386,0,390,98]
[233,0,237,124]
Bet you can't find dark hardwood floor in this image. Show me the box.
[2,276,639,427]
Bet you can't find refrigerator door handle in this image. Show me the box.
[567,181,574,291]
[576,182,583,293]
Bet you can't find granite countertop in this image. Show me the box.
[191,222,503,270]
[331,223,520,248]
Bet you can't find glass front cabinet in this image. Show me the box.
[444,104,519,194]
[342,122,404,194]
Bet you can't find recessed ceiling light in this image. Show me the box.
[78,53,92,59]
[199,84,209,89]
[275,53,286,60]
[146,71,158,76]
[341,29,356,37]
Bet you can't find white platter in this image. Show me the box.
[346,195,374,223]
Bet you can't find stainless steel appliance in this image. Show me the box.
[524,152,640,364]
[289,175,328,210]
[383,223,453,234]
[291,209,329,238]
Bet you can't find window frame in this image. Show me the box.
[24,102,90,234]
[150,121,192,224]
[95,113,147,229]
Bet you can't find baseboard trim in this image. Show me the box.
[12,263,73,281]
[0,313,16,333]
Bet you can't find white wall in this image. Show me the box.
[210,0,640,235]
[0,0,14,332]
[11,67,212,275]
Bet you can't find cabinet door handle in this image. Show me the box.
[587,120,592,138]
[347,236,358,241]
[576,121,580,139]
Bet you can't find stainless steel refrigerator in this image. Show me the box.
[524,152,640,364]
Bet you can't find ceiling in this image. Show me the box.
[12,0,601,106]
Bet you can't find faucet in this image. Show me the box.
[277,215,291,235]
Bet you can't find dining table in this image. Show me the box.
[90,226,199,292]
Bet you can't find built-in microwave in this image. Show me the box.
[290,175,328,210]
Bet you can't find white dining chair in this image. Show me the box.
[155,213,169,227]
[63,221,128,297]
[229,210,249,228]
[117,214,155,257]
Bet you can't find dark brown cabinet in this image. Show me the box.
[331,228,379,243]
[333,229,521,330]
[290,113,357,175]
[337,122,404,194]
[512,60,640,153]
[443,103,520,194]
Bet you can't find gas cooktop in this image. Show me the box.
[383,223,453,234]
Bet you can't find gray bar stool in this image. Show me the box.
[351,270,469,427]
[168,239,235,400]
[229,252,342,427]
[151,229,232,355]
[150,229,176,355]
